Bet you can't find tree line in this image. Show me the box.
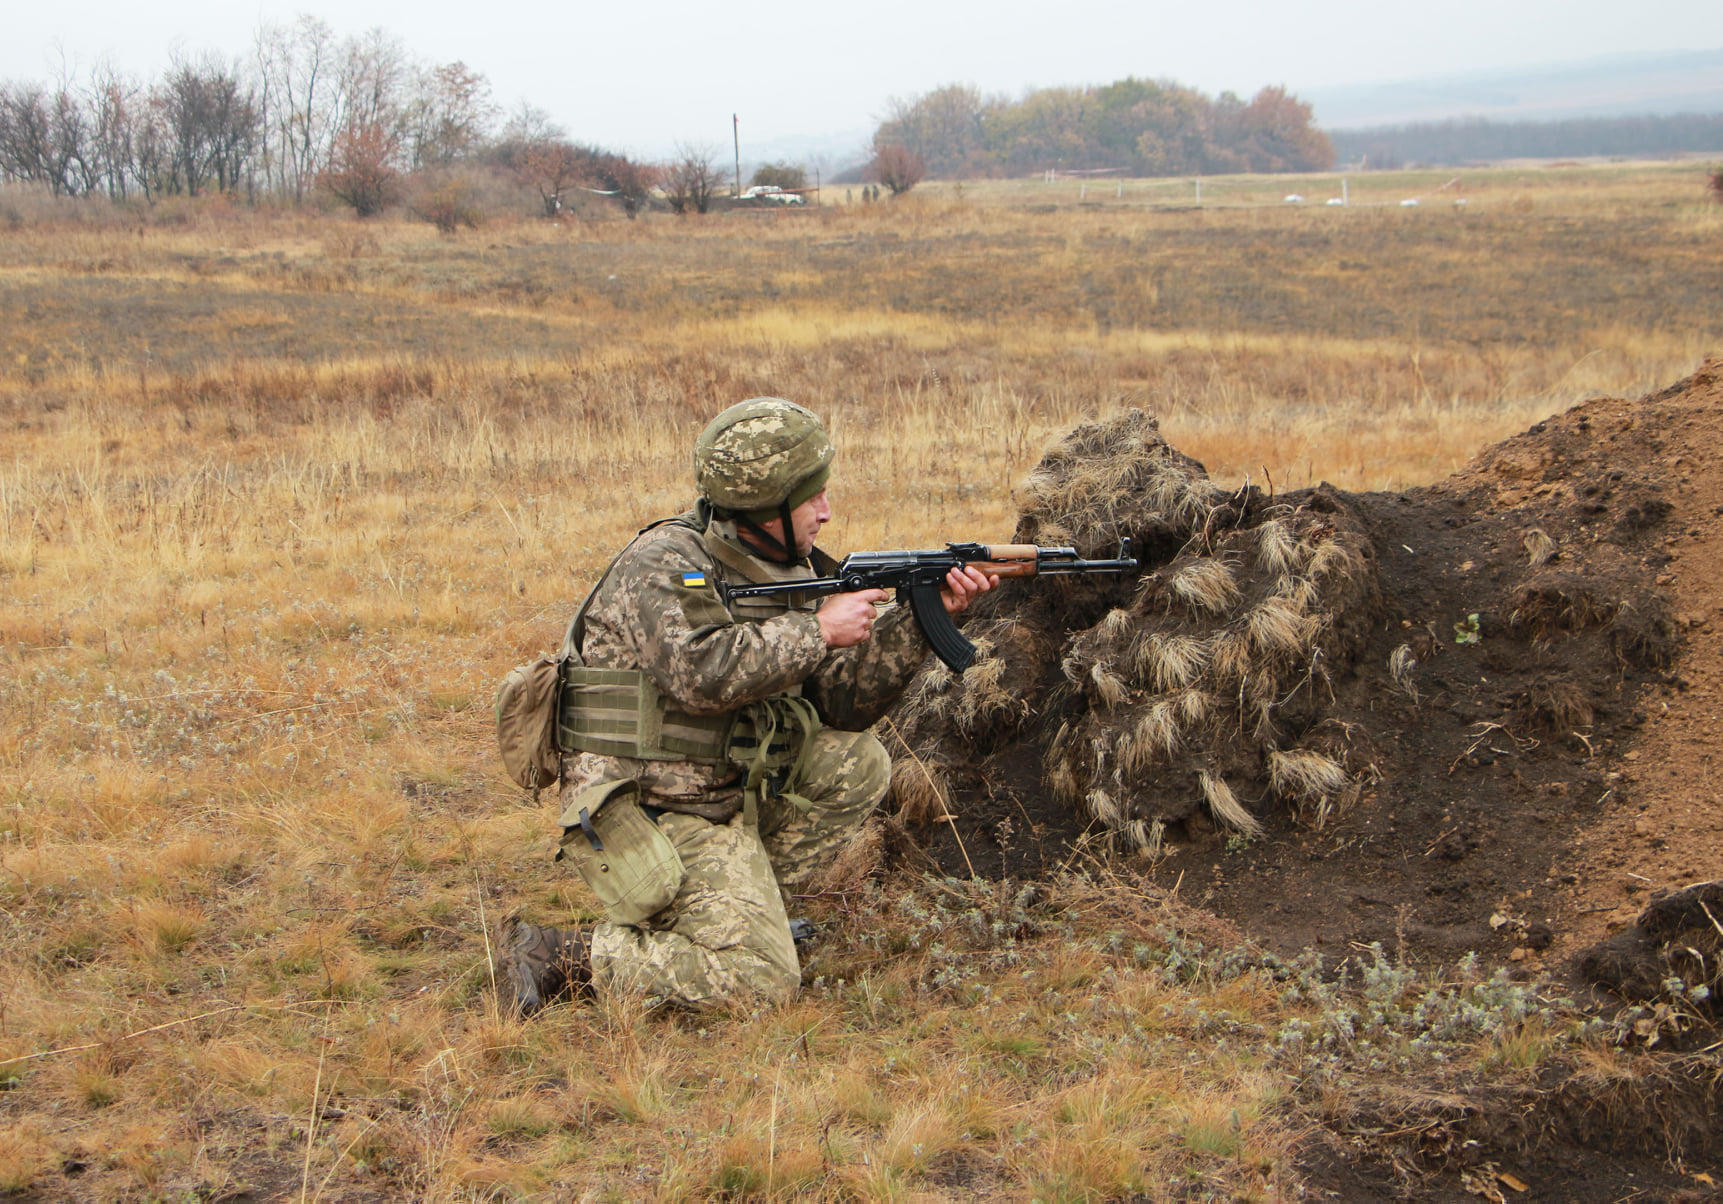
[869,79,1334,180]
[1329,113,1723,168]
[0,17,659,219]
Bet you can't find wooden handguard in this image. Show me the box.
[974,545,1041,577]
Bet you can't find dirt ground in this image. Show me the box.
[892,360,1723,1197]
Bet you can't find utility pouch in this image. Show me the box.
[496,654,564,793]
[556,779,683,927]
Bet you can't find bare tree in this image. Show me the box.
[872,143,925,195]
[336,29,408,139]
[0,84,52,189]
[403,61,495,169]
[875,84,992,176]
[254,16,339,200]
[750,161,806,190]
[494,104,576,216]
[153,53,260,195]
[48,77,93,195]
[666,142,722,214]
[86,64,140,199]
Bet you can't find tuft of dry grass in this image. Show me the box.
[1388,643,1420,701]
[1170,559,1243,616]
[1256,518,1302,575]
[1267,749,1349,805]
[1133,632,1211,692]
[1246,596,1320,660]
[1523,526,1558,566]
[1200,772,1264,839]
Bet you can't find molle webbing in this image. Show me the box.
[557,667,734,761]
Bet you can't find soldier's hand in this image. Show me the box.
[817,589,889,648]
[940,565,998,616]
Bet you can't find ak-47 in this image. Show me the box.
[726,540,1137,673]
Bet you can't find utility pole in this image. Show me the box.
[733,114,741,197]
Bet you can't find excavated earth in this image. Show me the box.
[886,360,1723,1199]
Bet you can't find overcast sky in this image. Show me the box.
[6,0,1722,160]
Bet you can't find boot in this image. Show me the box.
[495,915,591,1017]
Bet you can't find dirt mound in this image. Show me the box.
[889,359,1723,997]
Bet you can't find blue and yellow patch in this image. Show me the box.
[679,571,708,589]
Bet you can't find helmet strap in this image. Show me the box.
[735,504,805,566]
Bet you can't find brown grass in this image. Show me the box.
[0,163,1716,1196]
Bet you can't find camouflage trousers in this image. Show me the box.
[588,728,889,1009]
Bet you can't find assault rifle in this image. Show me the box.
[725,540,1137,673]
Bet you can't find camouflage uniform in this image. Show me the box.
[562,514,926,1007]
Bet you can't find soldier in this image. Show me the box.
[497,398,994,1013]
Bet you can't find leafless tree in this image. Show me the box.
[85,65,141,198]
[403,61,496,169]
[666,142,722,214]
[0,84,56,189]
[153,53,260,195]
[872,143,926,195]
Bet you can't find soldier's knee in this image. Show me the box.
[845,731,892,809]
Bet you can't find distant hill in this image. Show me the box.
[1306,49,1723,130]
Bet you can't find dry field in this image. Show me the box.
[0,162,1719,1198]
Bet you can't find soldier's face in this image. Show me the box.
[751,488,829,557]
[742,488,831,558]
[786,488,831,556]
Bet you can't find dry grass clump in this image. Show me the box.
[885,612,1062,812]
[1516,681,1596,737]
[1015,409,1225,553]
[1388,643,1420,701]
[901,411,1382,853]
[1523,526,1558,566]
[1506,573,1677,670]
[1199,772,1263,839]
[1170,559,1244,615]
[1509,573,1618,640]
[1133,632,1211,692]
[1246,596,1321,660]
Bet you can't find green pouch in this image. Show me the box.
[557,779,684,927]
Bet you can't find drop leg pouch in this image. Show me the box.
[557,780,684,927]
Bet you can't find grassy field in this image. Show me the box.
[0,162,1718,1198]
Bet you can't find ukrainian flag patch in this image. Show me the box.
[679,571,708,589]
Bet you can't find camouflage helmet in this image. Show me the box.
[694,398,834,519]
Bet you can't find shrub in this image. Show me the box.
[872,144,926,195]
[751,161,806,191]
[411,170,485,234]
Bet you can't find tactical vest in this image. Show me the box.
[555,513,833,820]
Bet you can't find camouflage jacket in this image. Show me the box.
[561,512,927,817]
